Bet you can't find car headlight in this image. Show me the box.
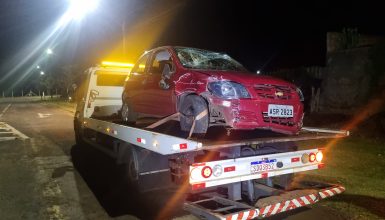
[208,81,251,99]
[296,87,304,102]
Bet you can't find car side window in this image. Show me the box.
[131,53,149,75]
[150,50,173,75]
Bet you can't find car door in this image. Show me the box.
[144,49,176,117]
[123,53,151,114]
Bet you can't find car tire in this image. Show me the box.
[121,101,137,123]
[179,95,209,137]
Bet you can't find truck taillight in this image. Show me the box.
[190,167,201,180]
[201,166,212,178]
[309,153,316,162]
[301,153,309,163]
[316,151,323,162]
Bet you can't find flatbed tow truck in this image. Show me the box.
[73,63,349,219]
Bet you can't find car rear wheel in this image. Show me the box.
[121,102,137,123]
[179,95,209,137]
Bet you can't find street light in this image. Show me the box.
[37,65,40,69]
[46,48,53,55]
[67,0,100,20]
[40,71,45,75]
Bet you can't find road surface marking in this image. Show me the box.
[0,122,29,141]
[0,103,11,118]
[38,113,52,118]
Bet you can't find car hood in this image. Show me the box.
[195,70,296,87]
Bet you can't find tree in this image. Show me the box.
[56,65,82,98]
[40,73,55,98]
[367,39,385,93]
[338,28,360,50]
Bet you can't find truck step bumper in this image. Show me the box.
[184,182,345,220]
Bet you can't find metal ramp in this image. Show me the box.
[184,182,345,220]
[0,122,29,142]
[184,196,259,220]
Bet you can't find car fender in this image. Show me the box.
[176,92,210,113]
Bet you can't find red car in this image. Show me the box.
[121,46,304,136]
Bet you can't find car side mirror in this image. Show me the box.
[159,79,170,90]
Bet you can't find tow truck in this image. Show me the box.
[73,61,349,219]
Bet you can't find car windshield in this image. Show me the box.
[174,47,247,71]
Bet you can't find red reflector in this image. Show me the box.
[309,153,316,162]
[291,157,300,162]
[261,173,268,178]
[136,138,141,143]
[192,182,206,190]
[180,143,187,149]
[318,163,325,169]
[201,166,213,178]
[224,166,236,172]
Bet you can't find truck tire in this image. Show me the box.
[121,102,137,123]
[118,143,140,190]
[74,112,84,145]
[179,95,209,137]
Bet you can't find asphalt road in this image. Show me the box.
[0,102,345,220]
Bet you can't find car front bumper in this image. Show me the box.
[208,97,304,135]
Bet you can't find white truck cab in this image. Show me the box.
[76,63,132,119]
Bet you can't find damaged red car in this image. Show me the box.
[121,46,304,136]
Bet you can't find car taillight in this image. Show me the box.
[309,153,316,162]
[316,151,323,162]
[201,166,212,178]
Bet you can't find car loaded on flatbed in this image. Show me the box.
[73,54,349,219]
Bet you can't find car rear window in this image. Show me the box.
[96,72,127,86]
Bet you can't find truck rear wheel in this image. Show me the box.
[74,112,84,145]
[179,95,209,137]
[118,143,141,193]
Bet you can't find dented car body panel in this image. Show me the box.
[123,46,304,135]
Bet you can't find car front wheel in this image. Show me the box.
[179,95,209,137]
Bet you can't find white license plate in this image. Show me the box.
[250,162,275,173]
[268,104,293,117]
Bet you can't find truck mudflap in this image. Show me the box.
[184,182,345,220]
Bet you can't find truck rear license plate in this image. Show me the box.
[250,162,275,173]
[268,104,293,117]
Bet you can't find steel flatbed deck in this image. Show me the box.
[83,117,349,155]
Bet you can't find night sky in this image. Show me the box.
[0,0,384,91]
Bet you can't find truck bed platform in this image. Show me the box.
[83,117,349,155]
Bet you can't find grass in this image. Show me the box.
[296,137,385,219]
